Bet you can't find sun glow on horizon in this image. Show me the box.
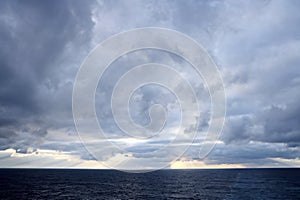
[170,160,246,169]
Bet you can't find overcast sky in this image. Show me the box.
[0,0,299,169]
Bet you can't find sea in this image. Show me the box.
[0,169,299,199]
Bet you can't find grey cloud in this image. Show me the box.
[208,1,300,150]
[182,142,299,167]
[257,103,300,143]
[0,0,299,167]
[0,0,95,151]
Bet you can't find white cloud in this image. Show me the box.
[0,148,106,169]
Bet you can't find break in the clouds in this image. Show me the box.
[0,0,299,168]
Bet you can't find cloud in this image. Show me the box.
[215,1,300,148]
[0,0,95,151]
[178,141,300,167]
[0,148,106,168]
[0,0,299,168]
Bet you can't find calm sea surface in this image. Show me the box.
[0,169,299,199]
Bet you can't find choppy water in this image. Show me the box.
[0,169,299,199]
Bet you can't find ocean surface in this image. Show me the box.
[0,169,299,199]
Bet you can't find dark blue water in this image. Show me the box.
[0,169,299,199]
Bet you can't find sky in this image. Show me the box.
[0,0,299,169]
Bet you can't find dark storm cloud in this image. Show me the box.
[0,0,95,150]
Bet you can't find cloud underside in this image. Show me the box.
[0,0,299,168]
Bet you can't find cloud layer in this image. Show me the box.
[0,0,299,168]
